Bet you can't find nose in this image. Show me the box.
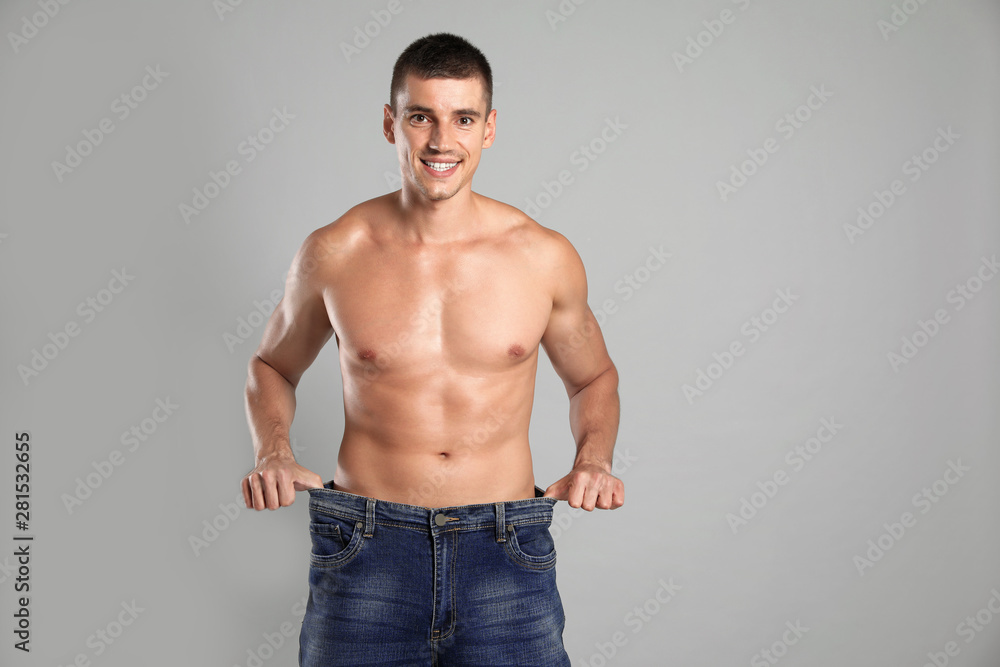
[428,122,455,154]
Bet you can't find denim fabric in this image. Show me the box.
[298,480,571,666]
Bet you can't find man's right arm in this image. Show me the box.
[242,229,337,510]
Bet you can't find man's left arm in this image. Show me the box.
[539,232,623,511]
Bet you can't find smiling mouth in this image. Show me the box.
[420,158,460,172]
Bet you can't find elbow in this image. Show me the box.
[247,353,297,391]
[601,361,620,395]
[246,353,264,382]
[568,361,618,400]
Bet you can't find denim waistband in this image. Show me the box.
[306,479,557,538]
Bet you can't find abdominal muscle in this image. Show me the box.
[331,361,539,508]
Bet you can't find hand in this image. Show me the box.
[241,453,324,510]
[543,462,624,510]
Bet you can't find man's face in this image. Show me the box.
[384,74,496,202]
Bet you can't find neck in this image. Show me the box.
[395,183,481,244]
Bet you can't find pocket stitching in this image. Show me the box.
[309,519,365,568]
[503,523,557,571]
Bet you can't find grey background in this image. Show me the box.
[2,1,999,665]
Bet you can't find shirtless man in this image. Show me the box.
[241,33,622,666]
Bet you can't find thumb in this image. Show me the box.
[293,470,324,491]
[542,475,570,499]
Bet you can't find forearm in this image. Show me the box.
[568,364,620,472]
[245,354,298,463]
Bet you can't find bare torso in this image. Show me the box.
[317,192,556,507]
[243,71,621,516]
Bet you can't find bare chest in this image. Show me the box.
[324,247,552,373]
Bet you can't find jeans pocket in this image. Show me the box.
[308,513,365,567]
[503,521,557,571]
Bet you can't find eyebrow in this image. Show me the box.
[403,105,482,118]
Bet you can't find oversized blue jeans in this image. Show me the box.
[298,480,571,666]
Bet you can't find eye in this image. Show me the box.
[411,114,427,123]
[458,117,472,125]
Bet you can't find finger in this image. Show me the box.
[581,478,601,511]
[611,481,625,509]
[594,477,621,510]
[261,470,281,510]
[277,471,296,507]
[241,476,251,508]
[248,471,266,511]
[595,485,613,510]
[566,476,587,509]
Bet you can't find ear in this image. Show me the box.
[383,104,396,144]
[482,108,497,149]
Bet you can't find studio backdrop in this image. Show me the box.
[2,1,999,665]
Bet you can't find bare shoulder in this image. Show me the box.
[289,194,392,281]
[483,197,584,269]
[477,197,588,309]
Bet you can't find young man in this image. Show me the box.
[241,33,623,666]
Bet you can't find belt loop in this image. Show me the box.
[495,502,506,542]
[363,499,375,538]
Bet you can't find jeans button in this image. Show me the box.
[434,513,454,526]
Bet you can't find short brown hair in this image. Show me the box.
[389,33,493,113]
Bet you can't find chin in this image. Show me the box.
[416,182,460,201]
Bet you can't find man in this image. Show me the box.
[242,33,622,666]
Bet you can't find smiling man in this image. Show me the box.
[241,33,622,666]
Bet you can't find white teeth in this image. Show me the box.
[422,160,458,171]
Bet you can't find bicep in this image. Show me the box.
[539,235,614,397]
[255,233,335,388]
